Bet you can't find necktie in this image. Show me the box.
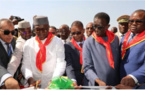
[5,43,11,56]
[79,43,83,48]
[128,33,135,43]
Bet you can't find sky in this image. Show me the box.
[0,0,145,30]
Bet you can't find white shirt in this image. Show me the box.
[119,32,126,39]
[21,36,66,88]
[61,36,71,44]
[7,36,26,76]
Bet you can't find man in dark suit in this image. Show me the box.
[65,21,86,87]
[0,19,19,89]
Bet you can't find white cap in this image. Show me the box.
[18,20,31,28]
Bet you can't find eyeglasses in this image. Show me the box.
[0,29,15,35]
[86,27,93,30]
[129,19,144,24]
[71,31,81,35]
[93,25,105,30]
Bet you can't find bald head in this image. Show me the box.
[86,22,94,37]
[111,27,118,33]
[134,9,145,13]
[60,24,69,30]
[132,9,145,20]
[129,9,145,34]
[0,19,14,29]
[58,24,70,40]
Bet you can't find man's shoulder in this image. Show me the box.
[52,36,63,45]
[16,36,26,44]
[65,41,72,45]
[114,35,119,42]
[52,36,60,40]
[84,36,94,44]
[24,37,35,45]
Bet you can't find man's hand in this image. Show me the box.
[9,15,19,25]
[121,75,135,87]
[115,84,133,89]
[46,80,52,88]
[4,77,20,89]
[73,81,81,89]
[28,77,41,88]
[95,79,106,86]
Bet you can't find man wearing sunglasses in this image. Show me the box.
[21,16,66,88]
[86,22,94,38]
[0,19,20,89]
[65,21,86,88]
[7,21,32,87]
[83,12,120,86]
[117,9,145,89]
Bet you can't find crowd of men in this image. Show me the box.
[0,9,145,89]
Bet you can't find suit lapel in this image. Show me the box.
[70,42,80,56]
[0,41,10,68]
[11,38,16,50]
[0,41,9,57]
[0,38,16,59]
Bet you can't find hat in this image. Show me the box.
[18,21,30,28]
[33,16,49,26]
[117,15,130,23]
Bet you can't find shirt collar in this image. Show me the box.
[119,32,126,37]
[41,38,47,44]
[130,32,138,37]
[0,39,7,45]
[76,40,84,45]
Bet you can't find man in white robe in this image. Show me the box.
[7,21,32,87]
[21,16,66,88]
[7,21,31,76]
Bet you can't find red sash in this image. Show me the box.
[70,37,85,65]
[35,32,54,72]
[121,30,145,59]
[92,30,115,69]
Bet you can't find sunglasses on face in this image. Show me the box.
[1,29,15,35]
[129,19,144,24]
[93,25,105,30]
[71,31,81,35]
[86,27,93,30]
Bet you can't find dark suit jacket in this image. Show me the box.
[0,38,16,81]
[65,42,85,85]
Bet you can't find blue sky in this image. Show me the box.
[0,0,145,30]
